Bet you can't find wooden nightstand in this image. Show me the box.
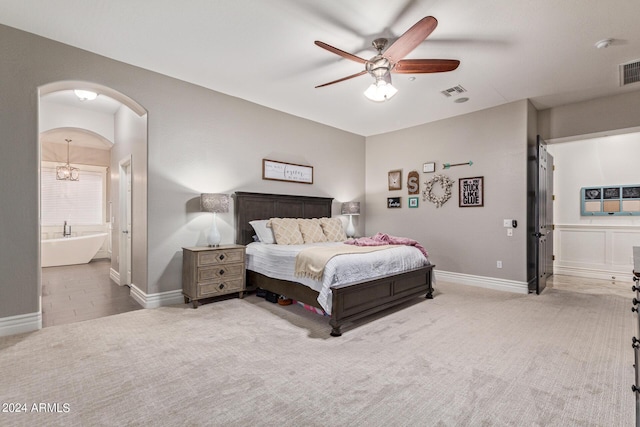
[182,244,246,308]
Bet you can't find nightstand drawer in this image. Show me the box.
[198,278,244,297]
[198,248,244,266]
[198,263,244,282]
[183,244,246,308]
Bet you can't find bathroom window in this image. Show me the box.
[41,163,107,226]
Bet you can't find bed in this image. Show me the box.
[234,191,435,336]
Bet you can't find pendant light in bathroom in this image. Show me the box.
[56,139,79,181]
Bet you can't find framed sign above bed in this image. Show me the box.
[262,159,313,184]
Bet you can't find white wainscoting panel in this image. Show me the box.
[555,224,640,280]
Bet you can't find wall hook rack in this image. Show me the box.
[443,161,473,169]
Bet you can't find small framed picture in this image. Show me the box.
[388,170,402,190]
[423,162,436,173]
[459,176,484,207]
[408,197,419,208]
[387,197,401,208]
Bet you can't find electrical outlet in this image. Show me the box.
[497,260,502,268]
[507,228,513,237]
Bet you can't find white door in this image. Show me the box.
[119,156,132,286]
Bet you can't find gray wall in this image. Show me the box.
[0,24,364,321]
[365,101,530,282]
[111,106,148,292]
[538,91,640,141]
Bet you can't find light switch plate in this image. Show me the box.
[503,219,512,227]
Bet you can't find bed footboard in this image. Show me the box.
[328,265,434,336]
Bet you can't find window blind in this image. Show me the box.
[41,166,105,226]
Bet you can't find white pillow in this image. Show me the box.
[249,220,276,244]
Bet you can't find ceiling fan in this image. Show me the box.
[314,16,460,102]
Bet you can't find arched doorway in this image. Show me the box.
[39,81,148,327]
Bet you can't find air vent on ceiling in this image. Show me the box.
[441,85,467,97]
[620,60,640,86]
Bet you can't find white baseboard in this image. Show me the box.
[129,284,184,309]
[554,265,633,282]
[435,270,529,294]
[109,268,120,285]
[0,311,42,337]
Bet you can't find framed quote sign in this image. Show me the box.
[262,159,313,184]
[459,176,484,207]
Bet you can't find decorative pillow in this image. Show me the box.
[297,218,328,244]
[269,218,304,245]
[319,217,347,242]
[249,219,276,244]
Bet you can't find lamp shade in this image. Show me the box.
[200,193,230,213]
[341,201,360,215]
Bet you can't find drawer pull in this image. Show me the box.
[219,269,225,275]
[219,254,225,261]
[219,283,225,290]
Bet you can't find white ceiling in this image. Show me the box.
[42,90,123,115]
[3,0,640,136]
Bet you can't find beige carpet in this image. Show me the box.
[0,281,634,426]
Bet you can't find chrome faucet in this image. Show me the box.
[63,221,71,237]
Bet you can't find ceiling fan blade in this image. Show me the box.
[393,59,460,74]
[383,16,438,63]
[315,70,368,88]
[314,41,367,64]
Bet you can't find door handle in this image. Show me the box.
[533,232,543,238]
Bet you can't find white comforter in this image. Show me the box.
[245,242,429,313]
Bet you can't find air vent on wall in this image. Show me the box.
[441,85,467,97]
[620,60,640,86]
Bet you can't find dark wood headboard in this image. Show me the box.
[234,192,333,245]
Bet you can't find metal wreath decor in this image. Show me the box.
[422,174,455,208]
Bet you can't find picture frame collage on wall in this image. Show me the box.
[387,162,484,209]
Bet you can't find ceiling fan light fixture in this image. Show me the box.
[364,79,397,102]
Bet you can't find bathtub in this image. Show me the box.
[41,233,108,268]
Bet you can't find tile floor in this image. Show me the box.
[41,259,142,327]
[546,273,634,299]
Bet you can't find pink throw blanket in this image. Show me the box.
[345,233,428,258]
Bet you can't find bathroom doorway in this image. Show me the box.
[39,81,148,327]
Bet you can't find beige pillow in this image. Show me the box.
[319,217,347,242]
[298,218,328,244]
[269,218,304,245]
